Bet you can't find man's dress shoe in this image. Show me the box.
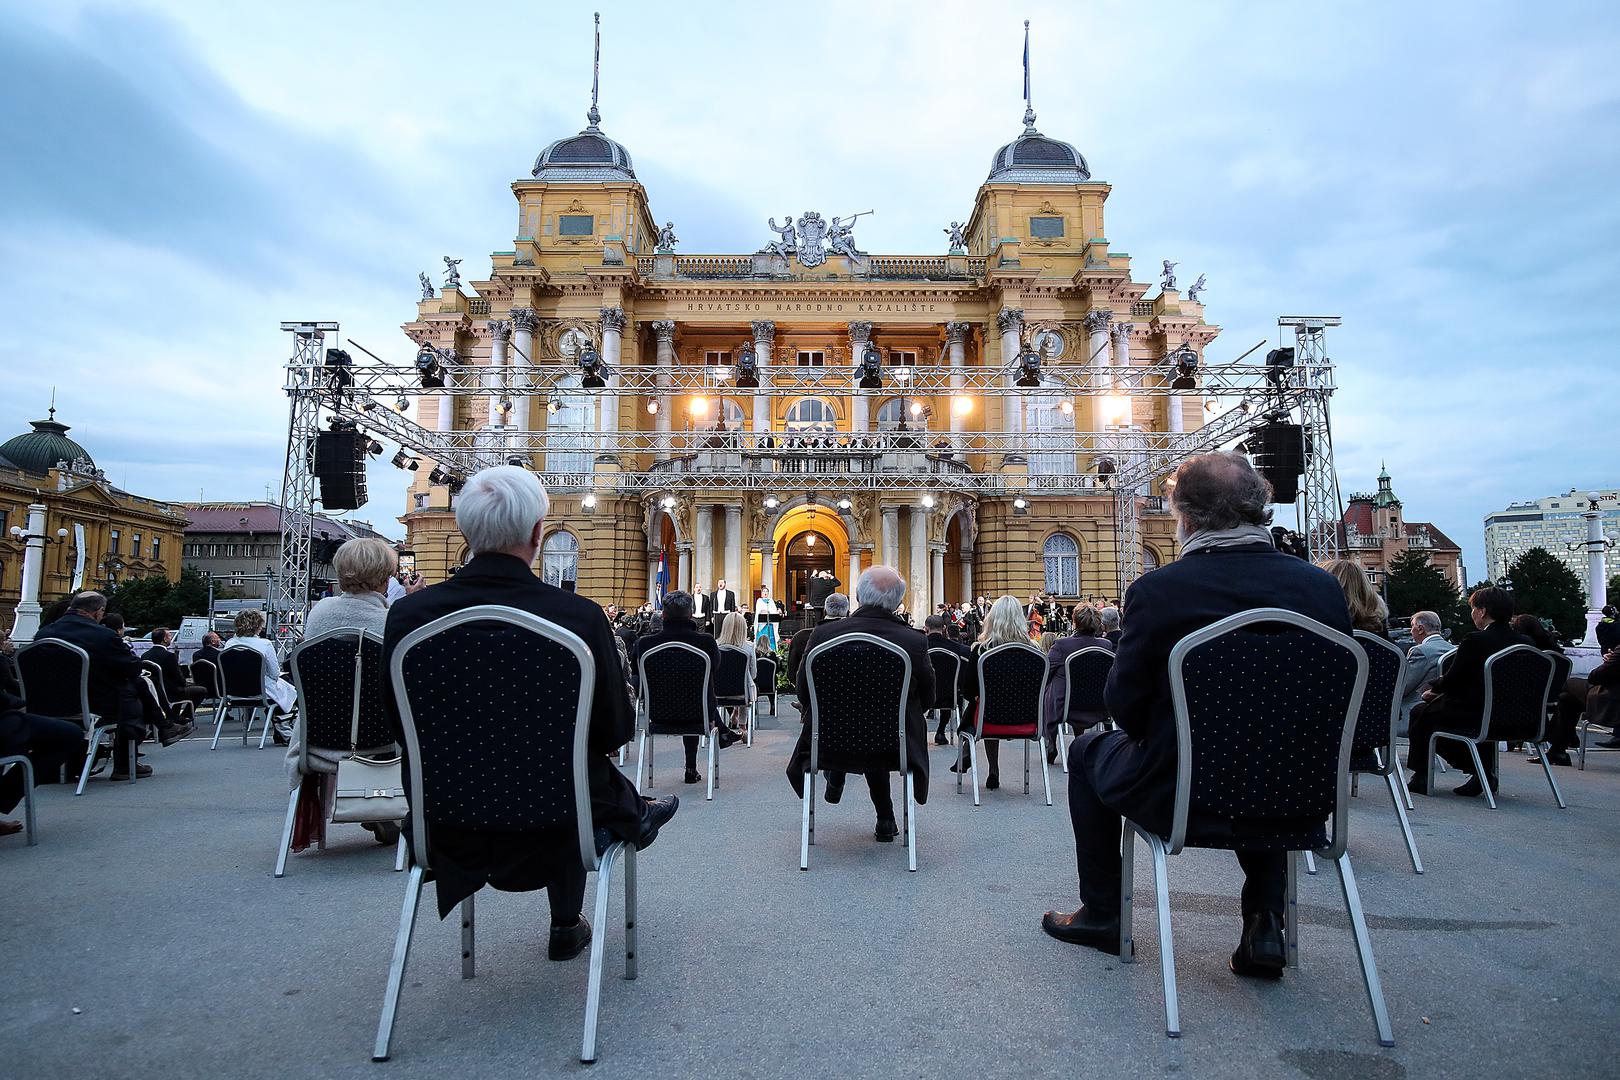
[548,918,591,961]
[1230,912,1286,979]
[1041,907,1123,955]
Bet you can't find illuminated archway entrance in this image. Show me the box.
[767,501,850,615]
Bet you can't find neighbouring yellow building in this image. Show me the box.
[397,93,1221,617]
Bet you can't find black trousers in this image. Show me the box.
[1068,734,1285,919]
[1406,698,1496,780]
[825,770,895,820]
[1552,680,1588,753]
[1,712,88,810]
[546,861,588,926]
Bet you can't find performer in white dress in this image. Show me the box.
[754,586,780,650]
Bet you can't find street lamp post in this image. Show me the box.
[7,504,69,643]
[1573,491,1613,647]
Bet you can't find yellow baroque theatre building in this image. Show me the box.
[398,98,1221,617]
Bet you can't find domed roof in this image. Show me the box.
[532,106,636,181]
[0,410,94,475]
[987,107,1090,183]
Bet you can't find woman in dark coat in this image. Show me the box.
[1040,604,1115,763]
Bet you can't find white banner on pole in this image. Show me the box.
[71,523,86,591]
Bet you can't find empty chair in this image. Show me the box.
[1350,631,1423,873]
[633,642,717,800]
[754,652,779,721]
[714,645,752,745]
[927,646,965,742]
[16,639,126,795]
[371,606,639,1066]
[216,647,277,750]
[960,641,1051,806]
[1119,609,1393,1047]
[1054,646,1114,773]
[1426,645,1562,810]
[798,633,918,871]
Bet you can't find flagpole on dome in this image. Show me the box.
[587,11,602,129]
[1022,18,1038,133]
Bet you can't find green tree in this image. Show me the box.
[105,567,213,631]
[1609,572,1619,604]
[1501,546,1586,642]
[1385,549,1468,638]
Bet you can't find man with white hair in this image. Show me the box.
[382,466,678,961]
[786,566,934,842]
[1099,605,1122,646]
[1400,611,1450,734]
[787,591,847,683]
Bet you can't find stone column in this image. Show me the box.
[433,343,456,432]
[485,324,509,429]
[848,321,873,432]
[1086,308,1114,433]
[598,307,625,450]
[930,546,945,610]
[909,509,929,618]
[881,505,901,567]
[693,505,713,594]
[510,308,537,433]
[676,542,692,596]
[723,503,744,602]
[946,321,970,436]
[1164,344,1186,434]
[646,555,659,606]
[651,319,675,438]
[1111,318,1133,431]
[997,308,1024,438]
[751,320,774,435]
[960,549,974,603]
[848,548,862,590]
[761,543,776,600]
[9,503,49,642]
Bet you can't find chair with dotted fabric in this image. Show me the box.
[927,647,964,742]
[1348,631,1422,873]
[754,653,778,723]
[189,658,223,718]
[16,639,124,795]
[1056,646,1114,773]
[961,642,1051,806]
[799,632,917,871]
[372,605,637,1066]
[216,646,276,750]
[715,644,752,744]
[1118,608,1392,1047]
[1427,644,1562,810]
[633,641,718,800]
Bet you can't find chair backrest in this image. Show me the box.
[1350,631,1406,774]
[1061,646,1114,722]
[139,659,175,711]
[755,653,778,694]
[801,632,911,775]
[288,629,392,770]
[219,646,265,700]
[190,658,223,699]
[1167,608,1366,859]
[637,642,712,735]
[390,604,599,874]
[927,646,963,710]
[1544,649,1572,710]
[1437,647,1458,678]
[975,641,1048,738]
[1480,645,1556,743]
[15,639,93,726]
[714,645,750,700]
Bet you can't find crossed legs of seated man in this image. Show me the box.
[0,711,88,834]
[1404,698,1497,796]
[821,770,901,841]
[1042,731,1287,978]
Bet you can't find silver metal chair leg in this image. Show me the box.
[1532,743,1567,809]
[1394,760,1415,810]
[372,865,424,1062]
[258,705,274,749]
[799,773,813,870]
[1434,756,1450,774]
[1304,850,1318,875]
[580,846,619,1064]
[273,788,298,878]
[969,738,981,807]
[394,832,407,872]
[1039,742,1052,806]
[1578,720,1587,770]
[905,773,918,872]
[1286,851,1299,968]
[242,706,251,747]
[1059,722,1071,773]
[1,758,37,845]
[1386,771,1424,873]
[127,737,138,783]
[1335,852,1395,1047]
[956,736,965,793]
[1462,738,1497,809]
[460,895,475,979]
[1120,826,1136,961]
[73,732,99,796]
[1023,737,1030,794]
[706,728,716,801]
[624,846,638,980]
[632,730,647,794]
[616,745,625,767]
[1147,835,1180,1038]
[210,707,226,750]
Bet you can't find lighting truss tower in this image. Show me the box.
[272,321,337,644]
[1279,316,1344,560]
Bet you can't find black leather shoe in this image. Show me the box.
[822,773,845,804]
[934,730,950,746]
[985,773,1000,791]
[1547,750,1572,767]
[158,721,195,747]
[636,796,679,850]
[1230,911,1286,978]
[716,726,741,749]
[1453,774,1499,797]
[1041,907,1123,954]
[683,768,701,785]
[874,818,898,843]
[1046,745,1058,766]
[548,917,591,961]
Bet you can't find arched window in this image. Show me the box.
[545,374,592,474]
[695,398,746,432]
[1142,545,1160,573]
[784,397,839,432]
[1028,384,1075,476]
[541,530,579,588]
[1043,532,1080,596]
[875,397,925,431]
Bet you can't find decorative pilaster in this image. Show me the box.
[651,320,675,437]
[849,321,874,432]
[997,309,1025,443]
[751,319,775,434]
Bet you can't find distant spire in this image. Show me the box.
[48,387,56,421]
[587,11,602,128]
[1022,19,1037,132]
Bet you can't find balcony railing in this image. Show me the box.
[632,253,986,281]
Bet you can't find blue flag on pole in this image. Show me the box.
[1022,20,1030,105]
[655,547,669,603]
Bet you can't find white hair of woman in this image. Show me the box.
[455,465,551,555]
[978,595,1028,648]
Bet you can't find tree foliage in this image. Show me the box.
[1502,546,1586,642]
[105,567,212,631]
[1385,549,1469,638]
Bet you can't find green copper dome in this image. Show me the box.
[0,411,94,475]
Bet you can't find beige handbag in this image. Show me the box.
[330,639,407,824]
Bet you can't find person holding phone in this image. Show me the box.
[385,548,425,604]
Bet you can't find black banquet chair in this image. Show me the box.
[715,644,752,745]
[139,658,194,726]
[1118,608,1393,1047]
[278,628,404,878]
[0,754,37,844]
[1056,646,1114,773]
[1348,630,1423,874]
[16,639,126,794]
[372,605,639,1066]
[962,641,1051,806]
[1426,644,1562,810]
[753,652,779,724]
[927,646,965,742]
[190,657,224,716]
[215,647,277,750]
[633,642,717,800]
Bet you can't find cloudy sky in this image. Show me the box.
[3,1,1617,575]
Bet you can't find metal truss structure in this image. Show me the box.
[275,315,1342,631]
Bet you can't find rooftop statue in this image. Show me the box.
[943,221,966,254]
[418,272,434,300]
[1160,260,1178,292]
[765,215,798,259]
[655,221,679,253]
[442,256,463,290]
[1187,274,1207,303]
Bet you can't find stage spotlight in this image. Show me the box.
[660,495,677,511]
[415,345,445,388]
[1265,346,1295,390]
[498,397,513,417]
[428,466,450,485]
[646,400,659,415]
[951,394,973,417]
[1059,400,1074,416]
[921,493,936,509]
[359,397,379,412]
[893,364,912,385]
[735,345,760,389]
[365,438,384,457]
[1102,394,1131,427]
[836,497,852,510]
[858,344,883,389]
[546,399,560,415]
[395,396,410,412]
[1015,345,1043,387]
[764,494,780,509]
[1012,497,1029,516]
[391,450,419,471]
[582,493,597,510]
[909,401,924,418]
[1170,344,1199,389]
[579,343,608,388]
[689,395,710,419]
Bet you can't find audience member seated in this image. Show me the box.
[221,609,298,744]
[630,591,739,787]
[1041,604,1114,764]
[788,592,848,682]
[788,567,935,843]
[1554,646,1620,754]
[923,614,973,745]
[36,591,194,779]
[716,611,758,724]
[1597,604,1620,654]
[1324,559,1389,636]
[950,595,1028,790]
[1041,451,1352,978]
[1400,611,1450,735]
[1100,605,1123,646]
[381,465,678,955]
[194,632,223,671]
[287,537,403,845]
[146,628,208,712]
[1405,587,1533,797]
[0,642,87,832]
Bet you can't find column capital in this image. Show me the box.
[750,319,776,340]
[599,306,627,333]
[486,318,512,343]
[651,319,677,343]
[944,321,972,344]
[509,307,539,332]
[1084,308,1114,334]
[996,307,1024,334]
[881,504,900,518]
[847,320,873,344]
[1111,320,1135,342]
[723,502,744,515]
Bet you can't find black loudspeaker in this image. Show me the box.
[1245,422,1304,504]
[314,431,368,510]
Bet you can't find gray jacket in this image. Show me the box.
[1400,634,1452,731]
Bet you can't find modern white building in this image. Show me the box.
[1483,488,1619,594]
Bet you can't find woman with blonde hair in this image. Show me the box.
[949,595,1030,790]
[220,608,298,742]
[1322,559,1389,636]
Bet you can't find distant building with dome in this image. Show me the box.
[1,408,187,633]
[396,39,1222,613]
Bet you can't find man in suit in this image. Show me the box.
[788,567,935,842]
[691,584,711,633]
[1100,605,1123,647]
[924,614,974,745]
[630,590,739,786]
[146,629,207,713]
[788,592,846,683]
[710,580,738,623]
[1399,611,1451,736]
[34,592,193,779]
[1405,587,1533,797]
[0,644,86,829]
[381,466,678,960]
[193,632,223,670]
[1041,452,1352,980]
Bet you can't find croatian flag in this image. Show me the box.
[655,547,669,603]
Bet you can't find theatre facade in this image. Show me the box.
[397,99,1220,616]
